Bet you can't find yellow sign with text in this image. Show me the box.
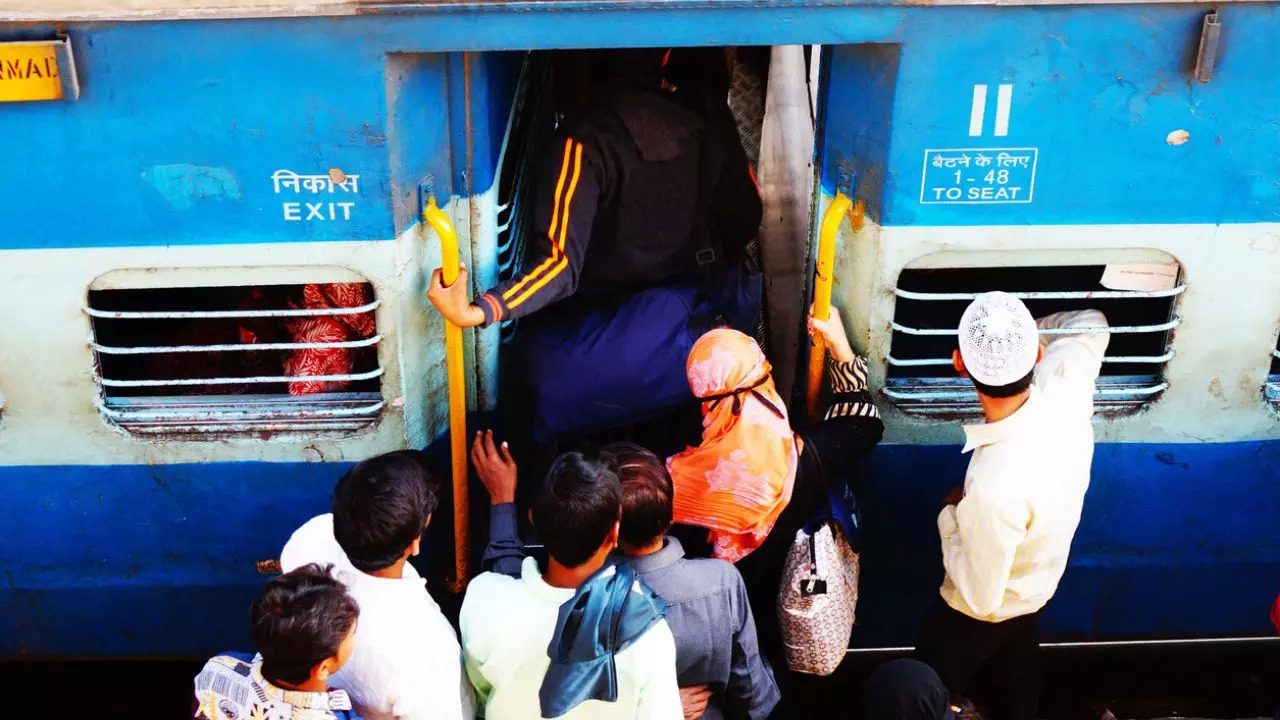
[0,39,75,103]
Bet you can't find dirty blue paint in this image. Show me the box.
[851,439,1280,648]
[0,462,342,656]
[386,52,456,234]
[818,4,1280,225]
[2,4,1277,249]
[0,22,402,248]
[0,460,449,657]
[477,52,524,189]
[388,50,519,234]
[815,43,901,222]
[453,51,523,200]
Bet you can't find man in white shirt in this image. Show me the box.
[460,449,682,720]
[281,450,476,720]
[916,291,1110,720]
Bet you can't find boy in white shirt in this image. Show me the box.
[916,292,1110,720]
[460,449,682,720]
[282,451,476,720]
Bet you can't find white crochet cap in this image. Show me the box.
[957,291,1039,387]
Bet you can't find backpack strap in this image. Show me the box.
[691,94,727,272]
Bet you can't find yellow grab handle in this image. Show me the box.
[423,197,470,593]
[806,192,852,423]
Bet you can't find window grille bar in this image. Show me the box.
[891,318,1178,336]
[886,351,1174,367]
[94,367,384,388]
[1273,348,1280,360]
[90,335,382,355]
[83,299,380,320]
[96,400,385,421]
[119,421,374,434]
[882,381,1168,402]
[103,391,379,404]
[885,356,955,367]
[883,403,1151,417]
[894,286,1186,301]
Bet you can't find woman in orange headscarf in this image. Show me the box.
[668,327,799,563]
[668,306,884,664]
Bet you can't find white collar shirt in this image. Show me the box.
[939,310,1111,622]
[281,514,476,720]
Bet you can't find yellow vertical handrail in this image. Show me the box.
[423,197,470,593]
[806,192,852,423]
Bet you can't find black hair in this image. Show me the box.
[594,48,669,86]
[862,658,952,720]
[533,449,623,568]
[332,450,439,573]
[663,47,730,95]
[251,563,359,687]
[970,368,1035,399]
[605,442,673,550]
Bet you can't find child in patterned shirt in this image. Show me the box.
[193,564,362,720]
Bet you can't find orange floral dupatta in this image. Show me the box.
[668,329,801,562]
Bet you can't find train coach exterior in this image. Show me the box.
[0,0,1276,656]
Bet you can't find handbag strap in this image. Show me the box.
[807,525,819,575]
[806,493,837,576]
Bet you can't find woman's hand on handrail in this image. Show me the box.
[808,303,856,364]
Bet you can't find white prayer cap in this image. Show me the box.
[957,291,1039,387]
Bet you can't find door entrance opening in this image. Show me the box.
[490,46,815,463]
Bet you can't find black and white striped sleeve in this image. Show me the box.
[825,354,880,420]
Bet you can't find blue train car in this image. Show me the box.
[0,0,1276,658]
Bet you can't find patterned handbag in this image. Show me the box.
[776,520,859,676]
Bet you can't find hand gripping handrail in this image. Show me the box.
[423,197,470,593]
[806,192,852,423]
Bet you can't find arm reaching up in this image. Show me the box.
[471,430,524,578]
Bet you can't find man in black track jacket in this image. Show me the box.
[427,48,762,330]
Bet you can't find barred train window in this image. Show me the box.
[86,282,383,435]
[885,264,1183,417]
[1267,333,1280,410]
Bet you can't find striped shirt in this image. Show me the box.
[826,354,881,420]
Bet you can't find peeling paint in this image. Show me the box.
[303,443,327,462]
[1248,233,1280,254]
[1208,377,1228,405]
[143,164,242,211]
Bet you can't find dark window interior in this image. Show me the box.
[889,265,1179,384]
[88,283,380,398]
[1271,334,1280,378]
